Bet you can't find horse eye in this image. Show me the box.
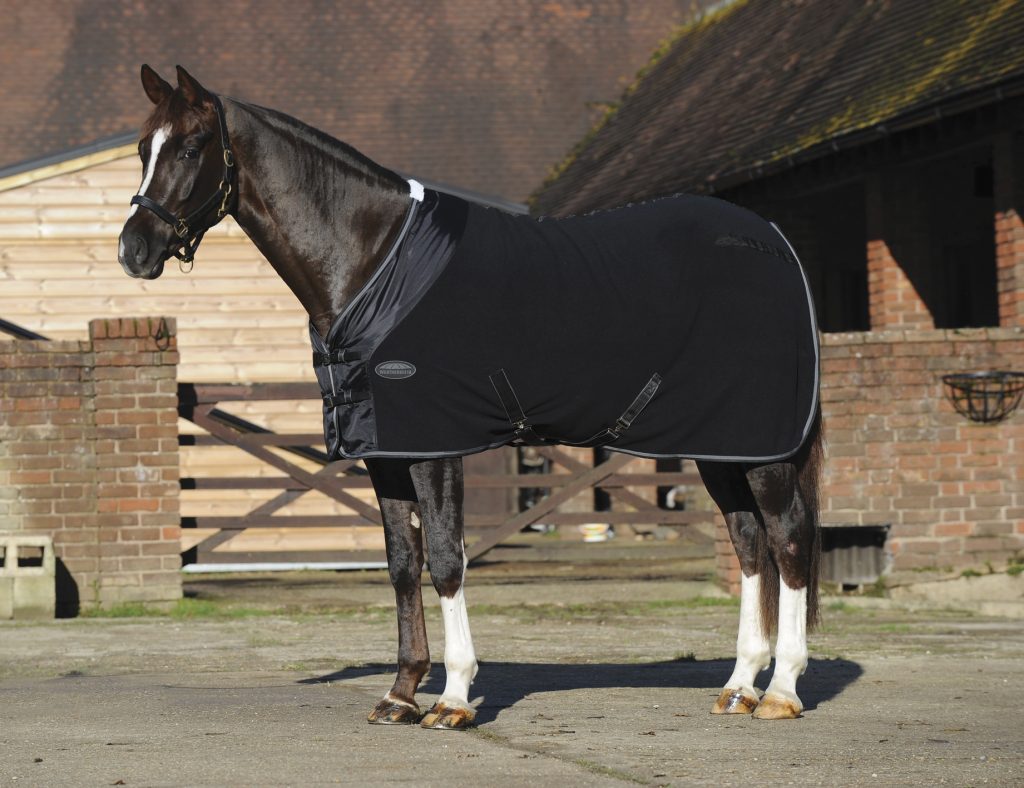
[183,147,200,160]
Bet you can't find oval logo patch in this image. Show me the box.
[375,360,416,380]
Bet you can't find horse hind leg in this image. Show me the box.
[698,461,774,715]
[410,458,478,730]
[746,441,822,720]
[365,459,431,725]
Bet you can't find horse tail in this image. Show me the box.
[754,406,824,636]
[798,407,825,630]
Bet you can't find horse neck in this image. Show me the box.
[225,99,411,338]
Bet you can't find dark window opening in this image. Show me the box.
[16,545,45,568]
[821,524,890,588]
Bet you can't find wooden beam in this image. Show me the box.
[0,143,137,193]
[538,446,668,512]
[191,405,382,525]
[465,452,632,560]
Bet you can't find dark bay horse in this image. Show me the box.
[118,65,824,728]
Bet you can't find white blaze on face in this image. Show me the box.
[127,125,170,219]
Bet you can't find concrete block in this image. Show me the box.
[0,533,56,620]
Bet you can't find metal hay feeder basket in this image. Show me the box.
[941,371,1024,424]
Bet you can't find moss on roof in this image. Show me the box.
[534,0,1024,216]
[780,0,1024,161]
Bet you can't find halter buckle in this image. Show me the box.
[179,256,194,274]
[223,149,234,168]
[174,218,189,238]
[218,181,233,218]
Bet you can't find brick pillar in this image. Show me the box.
[0,317,181,614]
[0,339,96,616]
[714,512,741,595]
[90,317,181,607]
[865,172,934,329]
[994,131,1024,327]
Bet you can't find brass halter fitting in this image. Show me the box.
[217,181,233,219]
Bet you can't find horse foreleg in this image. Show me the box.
[366,458,430,725]
[748,462,813,720]
[410,457,478,730]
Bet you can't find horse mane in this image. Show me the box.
[227,97,408,193]
[139,89,408,200]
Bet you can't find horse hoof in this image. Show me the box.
[420,702,476,730]
[711,688,759,715]
[367,697,422,725]
[751,693,802,720]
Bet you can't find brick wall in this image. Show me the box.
[865,172,935,330]
[995,130,1024,327]
[716,327,1024,593]
[0,317,181,614]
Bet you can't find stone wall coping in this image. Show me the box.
[0,339,89,355]
[822,327,1024,346]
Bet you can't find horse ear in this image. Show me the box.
[141,64,172,105]
[175,65,211,107]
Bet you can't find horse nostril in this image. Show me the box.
[132,236,148,266]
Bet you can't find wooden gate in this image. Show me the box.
[178,382,712,564]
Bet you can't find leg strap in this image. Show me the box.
[489,369,662,447]
[489,369,552,445]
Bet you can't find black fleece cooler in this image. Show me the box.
[310,188,819,462]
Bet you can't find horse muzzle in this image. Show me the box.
[117,228,168,279]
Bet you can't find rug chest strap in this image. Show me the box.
[313,349,363,367]
[489,369,662,447]
[322,386,370,408]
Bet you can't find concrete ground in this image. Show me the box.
[1,540,1022,786]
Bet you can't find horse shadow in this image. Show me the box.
[300,657,863,724]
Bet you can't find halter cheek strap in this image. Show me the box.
[129,94,236,272]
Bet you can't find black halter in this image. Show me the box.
[130,94,236,272]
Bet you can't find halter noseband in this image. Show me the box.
[130,94,236,272]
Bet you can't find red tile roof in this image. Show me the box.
[532,0,1024,215]
[0,0,713,201]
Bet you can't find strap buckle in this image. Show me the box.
[217,181,233,218]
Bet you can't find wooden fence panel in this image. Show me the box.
[178,382,713,564]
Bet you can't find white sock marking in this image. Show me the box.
[765,580,808,706]
[724,572,771,697]
[128,126,169,218]
[438,548,477,708]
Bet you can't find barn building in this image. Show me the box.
[0,1,713,610]
[533,0,1024,589]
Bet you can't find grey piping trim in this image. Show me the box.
[334,438,512,460]
[315,192,421,345]
[317,193,419,452]
[771,220,821,441]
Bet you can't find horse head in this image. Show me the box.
[118,65,234,279]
